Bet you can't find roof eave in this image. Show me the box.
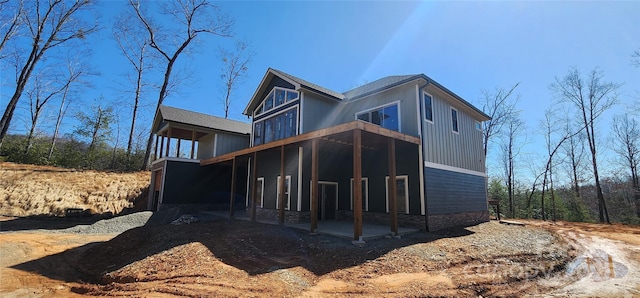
[420,74,491,121]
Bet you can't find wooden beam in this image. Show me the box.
[353,129,363,241]
[165,127,172,158]
[176,138,181,158]
[159,131,165,158]
[154,134,159,160]
[310,139,319,233]
[200,121,420,166]
[229,157,236,219]
[278,145,285,225]
[190,130,196,159]
[388,138,398,236]
[250,152,258,222]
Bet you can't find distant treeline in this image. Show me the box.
[0,134,145,171]
[488,177,640,225]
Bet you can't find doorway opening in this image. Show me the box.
[317,182,338,220]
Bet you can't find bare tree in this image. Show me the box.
[0,0,98,149]
[113,13,152,164]
[551,67,620,223]
[24,71,67,154]
[480,83,520,157]
[0,0,23,59]
[218,40,254,118]
[500,112,524,218]
[48,58,89,160]
[612,114,640,217]
[127,0,233,170]
[562,120,587,199]
[632,49,640,68]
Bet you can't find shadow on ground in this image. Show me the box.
[0,214,112,231]
[9,210,474,285]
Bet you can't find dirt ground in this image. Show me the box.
[1,215,639,298]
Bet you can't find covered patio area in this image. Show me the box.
[201,120,422,242]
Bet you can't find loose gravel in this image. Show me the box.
[60,211,154,234]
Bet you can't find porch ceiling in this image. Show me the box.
[167,127,209,140]
[200,120,420,166]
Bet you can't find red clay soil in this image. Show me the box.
[2,217,639,297]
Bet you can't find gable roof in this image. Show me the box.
[243,68,345,115]
[342,75,418,99]
[271,68,345,100]
[155,105,251,135]
[244,68,490,120]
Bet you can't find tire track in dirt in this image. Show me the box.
[530,223,640,297]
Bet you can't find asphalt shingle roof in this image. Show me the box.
[270,68,345,100]
[342,75,419,99]
[158,105,251,135]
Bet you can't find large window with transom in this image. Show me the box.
[252,87,299,146]
[254,87,299,117]
[253,106,298,146]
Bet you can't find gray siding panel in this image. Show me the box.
[197,134,215,159]
[334,84,420,137]
[301,92,339,133]
[162,160,247,208]
[422,86,485,172]
[215,133,250,156]
[255,147,300,211]
[425,167,487,215]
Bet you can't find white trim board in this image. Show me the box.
[424,161,487,177]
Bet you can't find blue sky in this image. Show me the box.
[3,1,639,181]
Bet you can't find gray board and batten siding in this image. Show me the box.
[421,85,486,173]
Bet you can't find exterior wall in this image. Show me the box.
[300,92,340,133]
[250,208,311,223]
[335,83,421,137]
[336,210,426,230]
[197,134,215,159]
[424,167,487,215]
[421,85,485,172]
[298,141,422,217]
[216,133,250,156]
[162,159,247,209]
[253,147,301,212]
[427,211,489,231]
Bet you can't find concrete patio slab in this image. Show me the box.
[202,210,419,241]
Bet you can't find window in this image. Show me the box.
[253,107,298,146]
[356,103,399,132]
[254,87,299,116]
[256,177,265,208]
[451,107,459,133]
[253,122,263,146]
[276,175,291,210]
[350,177,369,211]
[475,121,482,131]
[385,176,408,214]
[423,93,433,122]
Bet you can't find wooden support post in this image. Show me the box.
[250,152,258,222]
[176,138,181,158]
[388,138,398,236]
[165,127,172,158]
[353,129,363,241]
[278,145,285,225]
[310,139,319,233]
[159,131,165,158]
[190,130,196,159]
[154,134,159,160]
[229,157,237,219]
